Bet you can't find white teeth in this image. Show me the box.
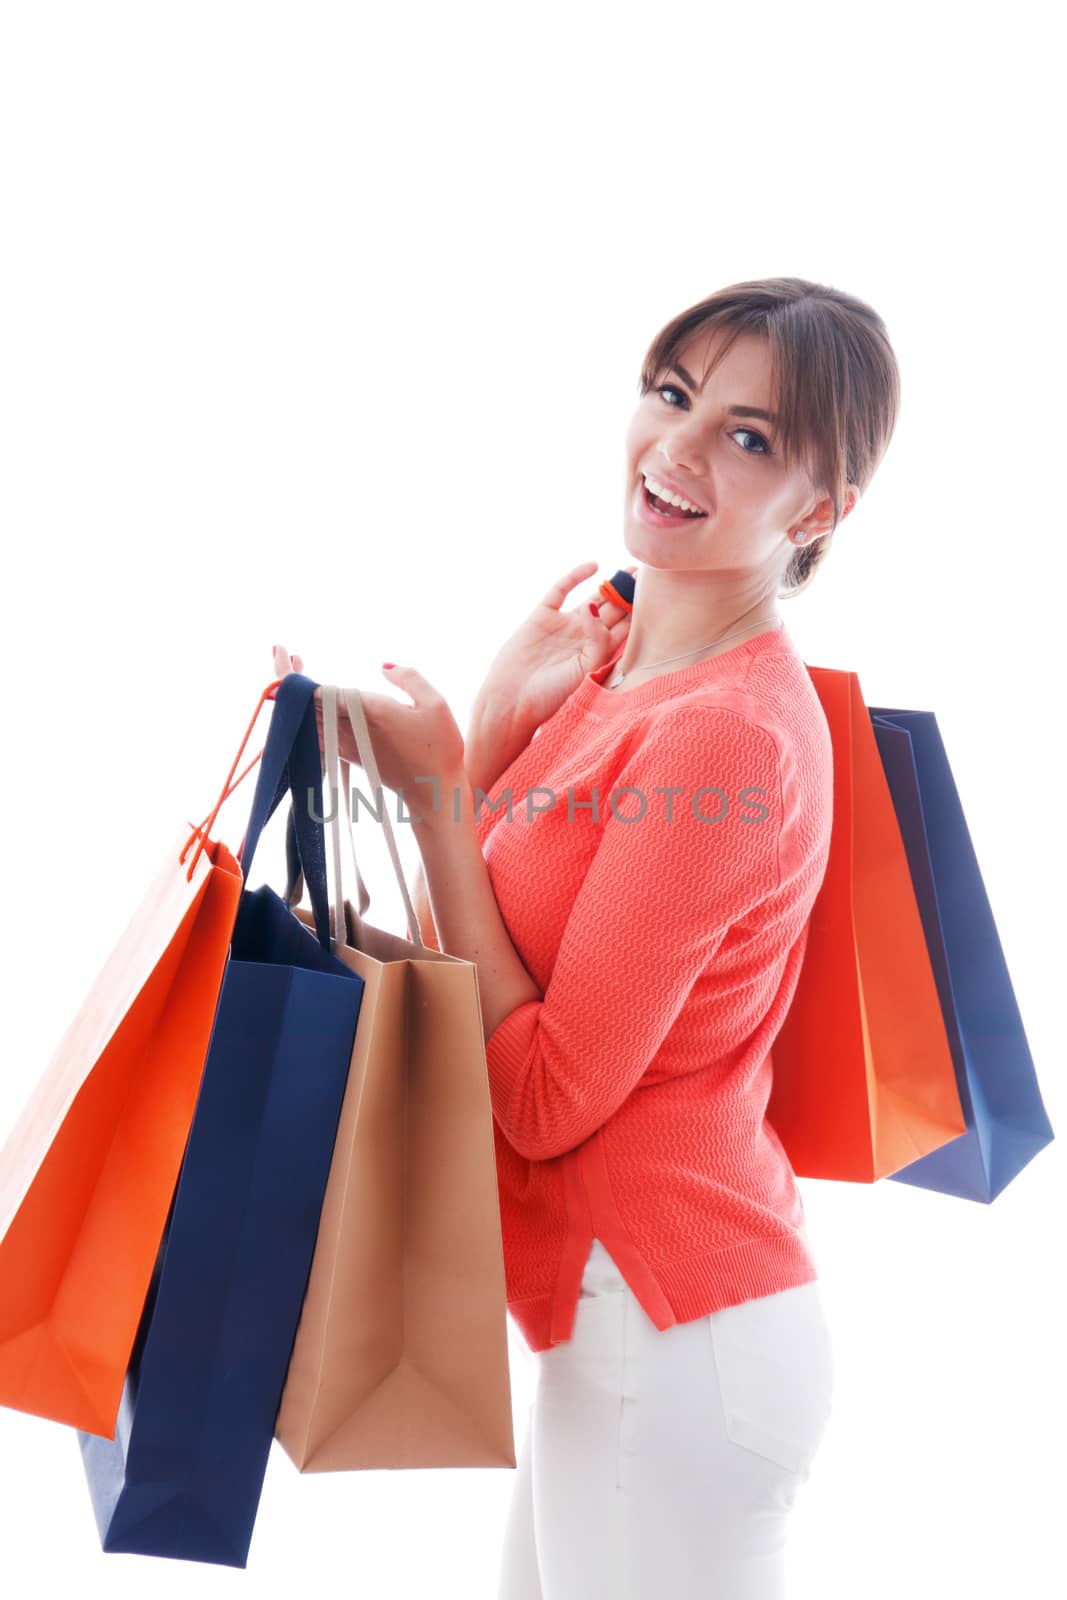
[643,473,705,515]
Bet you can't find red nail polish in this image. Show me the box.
[382,661,395,670]
[588,602,599,616]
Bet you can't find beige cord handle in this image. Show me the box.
[321,686,347,947]
[320,683,425,949]
[285,691,371,920]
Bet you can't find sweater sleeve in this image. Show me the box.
[484,704,783,1160]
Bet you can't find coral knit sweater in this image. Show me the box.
[422,622,834,1354]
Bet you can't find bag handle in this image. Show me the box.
[250,674,335,950]
[184,673,334,949]
[187,750,262,842]
[181,679,281,876]
[317,683,426,949]
[183,674,314,879]
[341,685,424,946]
[236,674,317,874]
[284,760,372,921]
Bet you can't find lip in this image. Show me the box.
[640,468,709,514]
[635,472,709,528]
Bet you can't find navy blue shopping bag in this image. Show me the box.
[869,706,1054,1202]
[78,672,365,1568]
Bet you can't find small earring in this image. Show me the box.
[792,531,807,545]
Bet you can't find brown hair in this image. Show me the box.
[638,276,901,597]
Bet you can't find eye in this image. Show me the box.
[654,385,773,457]
[731,427,772,457]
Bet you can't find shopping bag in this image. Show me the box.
[78,672,366,1568]
[0,676,291,1434]
[768,666,967,1182]
[866,706,1054,1200]
[274,684,515,1473]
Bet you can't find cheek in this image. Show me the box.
[625,398,663,450]
[741,463,791,513]
[623,415,649,465]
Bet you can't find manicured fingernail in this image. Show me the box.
[382,661,395,670]
[588,602,599,615]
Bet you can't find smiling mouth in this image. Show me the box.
[641,478,707,519]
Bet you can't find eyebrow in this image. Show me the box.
[670,362,778,425]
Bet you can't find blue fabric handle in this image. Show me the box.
[284,804,303,908]
[606,567,635,606]
[237,673,314,876]
[284,699,333,950]
[238,673,332,950]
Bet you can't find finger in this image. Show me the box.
[273,644,294,676]
[380,662,437,702]
[538,560,599,612]
[586,594,625,628]
[291,653,304,673]
[592,568,637,620]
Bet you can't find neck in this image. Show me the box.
[613,572,783,679]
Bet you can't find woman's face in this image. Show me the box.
[623,326,830,577]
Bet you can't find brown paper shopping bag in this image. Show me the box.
[274,684,515,1473]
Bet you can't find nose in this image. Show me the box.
[658,420,710,481]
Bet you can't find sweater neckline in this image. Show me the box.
[574,622,792,716]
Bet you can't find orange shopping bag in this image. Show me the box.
[0,683,283,1435]
[768,666,967,1182]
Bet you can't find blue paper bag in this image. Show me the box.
[78,673,364,1567]
[869,705,1053,1202]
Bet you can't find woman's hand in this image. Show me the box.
[477,561,635,731]
[271,644,466,823]
[273,645,305,676]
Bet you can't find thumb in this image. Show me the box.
[381,661,432,698]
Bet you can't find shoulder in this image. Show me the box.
[634,679,831,807]
[678,653,831,764]
[641,692,784,763]
[616,700,783,815]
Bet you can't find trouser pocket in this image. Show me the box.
[707,1279,835,1477]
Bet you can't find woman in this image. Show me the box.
[275,274,900,1598]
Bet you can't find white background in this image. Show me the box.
[0,3,1063,1596]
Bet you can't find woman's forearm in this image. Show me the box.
[412,691,538,980]
[411,769,541,1045]
[463,690,538,799]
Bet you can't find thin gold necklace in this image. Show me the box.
[606,616,783,689]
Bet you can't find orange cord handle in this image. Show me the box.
[185,746,264,839]
[181,679,284,881]
[598,578,634,613]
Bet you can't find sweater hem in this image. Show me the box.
[509,1231,820,1354]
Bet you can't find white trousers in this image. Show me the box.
[497,1238,835,1600]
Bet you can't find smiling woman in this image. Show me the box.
[455,277,905,1599]
[634,277,901,600]
[285,277,904,1600]
[596,278,900,693]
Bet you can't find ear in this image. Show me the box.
[796,482,859,542]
